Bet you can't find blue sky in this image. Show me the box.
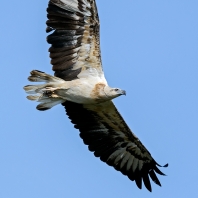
[0,0,198,197]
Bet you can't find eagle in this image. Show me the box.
[24,0,168,192]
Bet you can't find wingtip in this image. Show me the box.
[154,166,166,176]
[46,26,54,33]
[164,163,169,167]
[155,161,169,168]
[135,176,142,190]
[148,188,152,192]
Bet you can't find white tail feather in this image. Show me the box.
[36,99,65,111]
[24,70,66,110]
[28,70,65,83]
[27,95,40,101]
[24,84,48,94]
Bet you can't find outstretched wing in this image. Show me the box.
[46,0,167,191]
[63,101,168,192]
[47,0,102,81]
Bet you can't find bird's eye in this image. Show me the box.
[115,88,119,91]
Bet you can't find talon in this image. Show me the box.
[43,90,52,97]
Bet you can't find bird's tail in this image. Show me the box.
[23,70,66,111]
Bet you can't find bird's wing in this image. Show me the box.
[63,101,168,192]
[46,0,167,191]
[47,0,103,81]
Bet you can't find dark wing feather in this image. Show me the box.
[47,0,167,192]
[47,0,102,81]
[63,101,167,192]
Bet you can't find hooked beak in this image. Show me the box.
[122,90,126,96]
[120,90,126,96]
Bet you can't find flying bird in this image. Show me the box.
[24,0,168,192]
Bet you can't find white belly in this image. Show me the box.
[58,78,108,104]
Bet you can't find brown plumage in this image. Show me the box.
[24,0,168,192]
[47,0,103,81]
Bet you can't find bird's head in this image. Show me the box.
[104,86,126,100]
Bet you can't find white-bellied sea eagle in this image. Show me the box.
[24,0,168,192]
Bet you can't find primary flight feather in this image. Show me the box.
[24,0,168,192]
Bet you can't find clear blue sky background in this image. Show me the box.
[0,0,198,197]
